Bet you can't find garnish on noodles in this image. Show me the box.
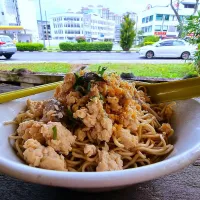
[9,69,175,172]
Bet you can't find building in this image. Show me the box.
[0,0,19,26]
[138,1,199,38]
[0,0,39,42]
[50,12,115,41]
[115,25,121,42]
[37,20,51,40]
[123,11,137,22]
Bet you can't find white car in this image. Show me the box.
[139,39,197,59]
[0,35,17,59]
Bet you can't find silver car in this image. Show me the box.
[0,35,17,59]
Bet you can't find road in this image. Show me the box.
[0,52,185,64]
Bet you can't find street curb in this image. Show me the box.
[17,50,136,53]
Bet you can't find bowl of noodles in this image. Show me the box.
[0,69,200,191]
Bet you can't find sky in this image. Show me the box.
[36,0,170,20]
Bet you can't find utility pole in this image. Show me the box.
[38,0,45,47]
[45,10,50,48]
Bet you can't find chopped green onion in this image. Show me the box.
[87,82,91,92]
[97,66,107,77]
[52,126,57,140]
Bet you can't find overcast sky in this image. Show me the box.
[36,0,171,19]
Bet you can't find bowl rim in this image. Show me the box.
[0,142,200,188]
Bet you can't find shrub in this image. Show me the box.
[76,36,86,43]
[59,42,113,51]
[143,35,159,43]
[16,43,44,51]
[144,42,155,46]
[120,14,136,51]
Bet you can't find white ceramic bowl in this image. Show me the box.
[0,91,200,191]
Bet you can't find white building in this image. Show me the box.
[0,0,19,25]
[138,1,199,38]
[0,0,39,42]
[50,12,115,41]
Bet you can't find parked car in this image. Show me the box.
[139,39,197,59]
[0,35,17,59]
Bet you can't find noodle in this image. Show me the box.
[8,70,175,172]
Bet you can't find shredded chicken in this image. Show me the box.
[54,73,76,106]
[17,120,45,144]
[23,139,66,171]
[74,98,113,142]
[119,107,139,132]
[96,150,123,171]
[41,122,76,155]
[27,99,44,118]
[107,96,122,112]
[66,91,81,107]
[91,116,113,142]
[84,144,97,157]
[113,125,138,150]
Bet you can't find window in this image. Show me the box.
[148,26,152,32]
[168,25,176,32]
[156,14,163,21]
[184,4,195,8]
[155,25,161,31]
[149,15,153,21]
[165,15,169,21]
[162,25,168,31]
[173,40,185,46]
[160,41,173,46]
[142,18,145,23]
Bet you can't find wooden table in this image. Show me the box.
[0,84,200,200]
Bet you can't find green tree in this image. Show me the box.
[143,35,159,43]
[183,11,200,74]
[120,14,136,51]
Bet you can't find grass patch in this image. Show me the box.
[0,63,72,73]
[0,62,197,78]
[88,63,197,78]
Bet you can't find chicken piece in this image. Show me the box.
[84,144,97,157]
[41,99,64,123]
[54,73,76,99]
[66,91,81,106]
[74,98,113,142]
[159,123,174,136]
[41,122,76,155]
[107,96,122,112]
[113,125,138,150]
[23,139,66,171]
[119,107,139,132]
[73,98,101,128]
[96,150,123,172]
[91,116,113,142]
[17,120,45,144]
[27,99,44,118]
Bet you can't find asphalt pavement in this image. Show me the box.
[0,52,185,64]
